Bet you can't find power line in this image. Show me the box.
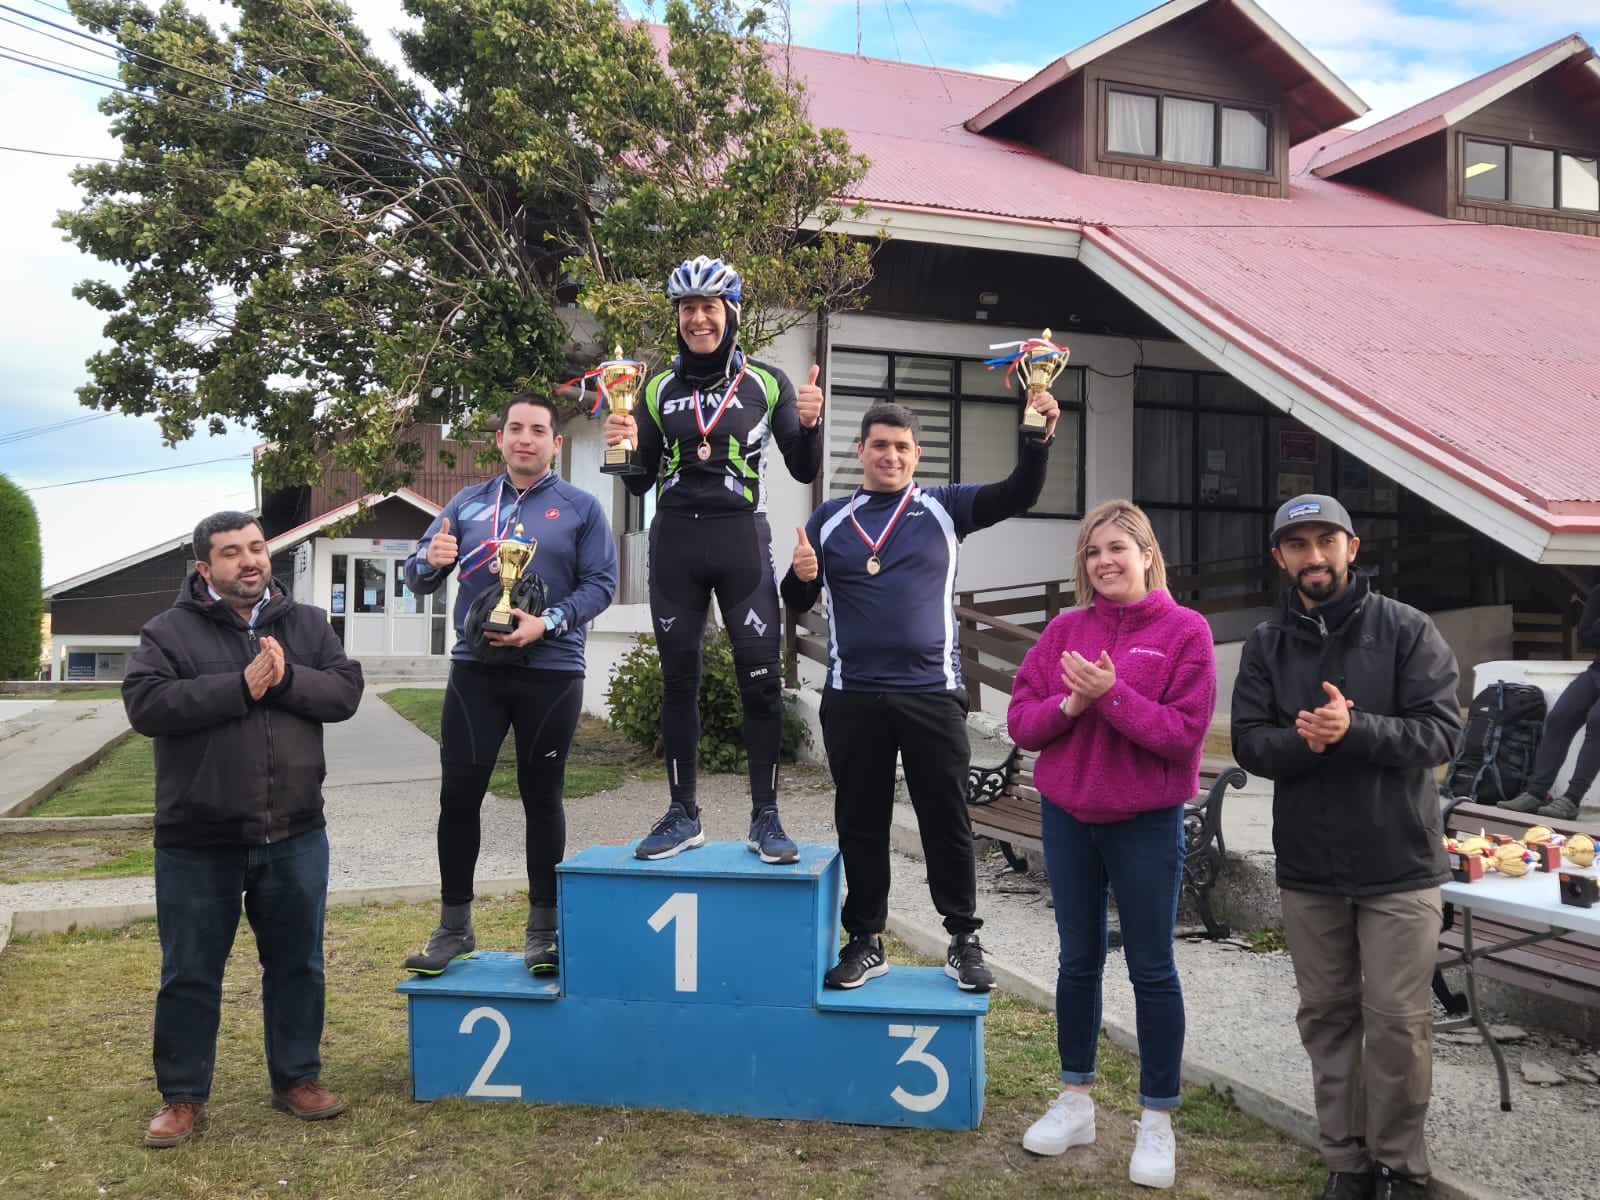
[0,141,119,162]
[0,413,110,444]
[23,453,253,491]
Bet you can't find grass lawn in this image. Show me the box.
[27,735,154,818]
[0,832,154,884]
[0,898,1321,1200]
[381,687,663,799]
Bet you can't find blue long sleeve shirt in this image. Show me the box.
[404,471,619,671]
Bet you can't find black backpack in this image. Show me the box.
[1444,681,1546,806]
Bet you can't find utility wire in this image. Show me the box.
[0,413,110,444]
[23,453,253,491]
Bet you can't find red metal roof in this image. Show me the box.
[783,42,1600,534]
[1308,35,1595,179]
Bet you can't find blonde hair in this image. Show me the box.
[1073,499,1167,605]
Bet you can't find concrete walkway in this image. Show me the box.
[0,698,130,818]
[3,689,1597,1200]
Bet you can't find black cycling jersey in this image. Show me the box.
[622,350,822,513]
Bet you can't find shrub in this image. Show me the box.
[606,628,808,772]
[0,475,43,679]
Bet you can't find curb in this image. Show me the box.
[0,876,531,940]
[1,814,155,834]
[0,725,133,820]
[883,912,1496,1200]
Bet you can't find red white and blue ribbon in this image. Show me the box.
[847,484,916,568]
[983,335,1070,386]
[557,357,646,417]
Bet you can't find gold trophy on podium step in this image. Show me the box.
[483,523,536,634]
[1019,329,1070,439]
[599,345,647,476]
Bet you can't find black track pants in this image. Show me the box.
[436,661,583,906]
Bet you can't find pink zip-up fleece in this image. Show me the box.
[1007,589,1217,824]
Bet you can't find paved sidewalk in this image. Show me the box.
[4,688,1596,1199]
[0,699,130,818]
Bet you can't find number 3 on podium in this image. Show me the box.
[888,1024,949,1112]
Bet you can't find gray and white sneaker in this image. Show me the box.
[1022,1090,1095,1155]
[824,934,889,989]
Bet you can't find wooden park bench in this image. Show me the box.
[964,748,1248,940]
[1436,798,1600,1016]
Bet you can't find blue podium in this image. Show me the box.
[396,841,988,1128]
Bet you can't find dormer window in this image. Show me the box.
[1464,137,1600,214]
[1106,86,1270,173]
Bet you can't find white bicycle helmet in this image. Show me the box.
[666,255,743,305]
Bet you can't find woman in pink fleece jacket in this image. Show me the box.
[1007,500,1216,1190]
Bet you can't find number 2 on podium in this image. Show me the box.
[647,891,699,992]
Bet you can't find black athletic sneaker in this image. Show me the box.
[403,919,476,975]
[824,934,889,989]
[525,909,559,976]
[945,932,994,992]
[1372,1165,1427,1200]
[1320,1170,1374,1200]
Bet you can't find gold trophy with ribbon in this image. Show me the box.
[599,345,647,476]
[483,523,536,634]
[1017,329,1069,438]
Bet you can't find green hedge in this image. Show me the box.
[0,474,43,679]
[606,628,807,773]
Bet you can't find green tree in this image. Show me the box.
[0,475,44,679]
[58,0,874,495]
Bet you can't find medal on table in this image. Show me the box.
[849,485,915,578]
[692,364,747,465]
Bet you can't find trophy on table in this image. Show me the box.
[597,345,647,476]
[482,523,537,634]
[987,329,1070,439]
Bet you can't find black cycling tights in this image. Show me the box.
[647,509,783,817]
[436,661,584,907]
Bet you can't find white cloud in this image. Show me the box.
[961,58,1045,80]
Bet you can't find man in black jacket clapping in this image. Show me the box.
[1231,495,1461,1200]
[123,511,364,1149]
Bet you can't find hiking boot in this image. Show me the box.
[1501,790,1545,813]
[403,903,475,975]
[1536,794,1581,821]
[271,1080,346,1120]
[1320,1170,1375,1200]
[1021,1089,1095,1155]
[1128,1110,1176,1189]
[1372,1164,1427,1200]
[525,904,558,975]
[144,1101,204,1148]
[823,934,889,989]
[635,802,705,860]
[945,932,995,992]
[746,805,799,864]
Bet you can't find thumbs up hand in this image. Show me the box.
[796,364,824,429]
[427,516,459,569]
[793,525,818,582]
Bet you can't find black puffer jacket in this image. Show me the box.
[1231,573,1462,896]
[123,573,364,848]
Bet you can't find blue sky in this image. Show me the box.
[1,0,1595,584]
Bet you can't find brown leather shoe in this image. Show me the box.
[271,1080,346,1120]
[144,1101,204,1148]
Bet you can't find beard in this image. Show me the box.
[218,571,267,604]
[1296,568,1343,603]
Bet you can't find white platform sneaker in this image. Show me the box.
[1128,1109,1176,1189]
[1021,1089,1095,1156]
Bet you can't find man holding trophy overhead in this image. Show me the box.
[603,255,824,865]
[403,395,618,977]
[781,337,1064,993]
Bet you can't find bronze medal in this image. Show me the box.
[866,554,881,576]
[696,439,711,462]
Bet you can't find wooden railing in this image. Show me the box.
[779,532,1512,706]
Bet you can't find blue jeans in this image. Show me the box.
[1041,800,1186,1110]
[153,827,329,1102]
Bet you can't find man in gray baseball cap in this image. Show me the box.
[1270,493,1354,545]
[1232,491,1461,1200]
